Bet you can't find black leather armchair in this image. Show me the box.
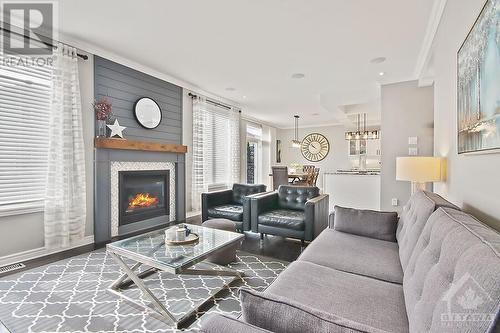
[250,185,329,242]
[202,183,267,232]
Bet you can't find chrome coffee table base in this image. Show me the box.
[107,251,243,328]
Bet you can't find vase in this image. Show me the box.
[97,119,107,137]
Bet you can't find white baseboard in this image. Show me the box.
[0,235,95,267]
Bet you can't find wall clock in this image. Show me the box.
[301,133,330,162]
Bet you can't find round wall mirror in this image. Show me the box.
[134,97,162,129]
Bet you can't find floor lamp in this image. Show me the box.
[396,157,445,194]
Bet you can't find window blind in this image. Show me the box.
[246,122,263,140]
[0,51,52,215]
[191,98,240,210]
[201,106,238,187]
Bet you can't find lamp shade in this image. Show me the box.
[396,157,444,183]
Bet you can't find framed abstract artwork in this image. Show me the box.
[457,0,499,154]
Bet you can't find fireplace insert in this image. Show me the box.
[118,170,170,226]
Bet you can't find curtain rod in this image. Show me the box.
[0,25,88,60]
[188,92,241,112]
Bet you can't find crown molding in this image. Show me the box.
[278,122,345,130]
[56,32,242,109]
[414,0,448,83]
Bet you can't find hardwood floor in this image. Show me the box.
[0,215,302,279]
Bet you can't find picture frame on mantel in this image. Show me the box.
[457,0,499,154]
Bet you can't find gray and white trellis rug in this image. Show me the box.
[0,249,287,333]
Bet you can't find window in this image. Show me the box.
[246,123,262,184]
[0,51,52,215]
[191,98,240,210]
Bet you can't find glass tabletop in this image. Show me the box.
[107,224,244,271]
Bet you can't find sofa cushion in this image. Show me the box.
[245,261,408,333]
[397,191,458,271]
[207,204,243,221]
[278,185,319,210]
[298,229,403,284]
[333,206,398,242]
[403,208,500,332]
[232,183,266,205]
[258,209,305,231]
[241,288,389,333]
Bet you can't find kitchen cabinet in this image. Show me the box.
[323,173,381,212]
[366,139,381,156]
[347,138,381,156]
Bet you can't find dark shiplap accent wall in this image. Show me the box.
[93,56,186,244]
[94,56,182,143]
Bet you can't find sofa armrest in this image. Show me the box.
[333,206,398,242]
[304,194,329,241]
[200,313,272,333]
[328,211,335,228]
[201,189,233,221]
[250,192,279,232]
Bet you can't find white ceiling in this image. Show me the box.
[58,0,435,128]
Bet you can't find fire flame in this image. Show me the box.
[128,193,159,209]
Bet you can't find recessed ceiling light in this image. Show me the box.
[242,95,247,99]
[291,73,305,79]
[379,72,385,76]
[370,57,386,64]
[225,87,236,91]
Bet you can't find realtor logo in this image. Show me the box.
[440,273,496,328]
[1,1,56,55]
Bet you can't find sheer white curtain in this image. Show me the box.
[191,96,241,211]
[44,43,86,249]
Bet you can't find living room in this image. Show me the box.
[0,0,499,332]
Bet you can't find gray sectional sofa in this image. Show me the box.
[201,191,500,333]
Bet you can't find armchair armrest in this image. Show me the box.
[201,189,233,222]
[200,313,272,333]
[250,192,279,233]
[242,191,273,231]
[333,206,398,242]
[304,194,329,241]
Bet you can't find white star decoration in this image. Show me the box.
[107,119,126,138]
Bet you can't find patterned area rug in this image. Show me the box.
[0,249,287,332]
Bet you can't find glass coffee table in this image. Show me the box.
[106,223,244,328]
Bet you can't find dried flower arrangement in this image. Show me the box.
[93,97,113,121]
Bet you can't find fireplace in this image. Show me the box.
[118,170,170,226]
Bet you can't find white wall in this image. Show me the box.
[432,0,500,230]
[0,52,95,258]
[275,125,351,189]
[182,89,194,214]
[380,80,434,212]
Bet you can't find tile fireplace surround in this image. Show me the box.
[110,161,176,237]
[94,148,186,245]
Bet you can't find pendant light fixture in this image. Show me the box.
[291,115,301,148]
[345,113,380,140]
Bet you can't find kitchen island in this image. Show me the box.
[323,171,381,212]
